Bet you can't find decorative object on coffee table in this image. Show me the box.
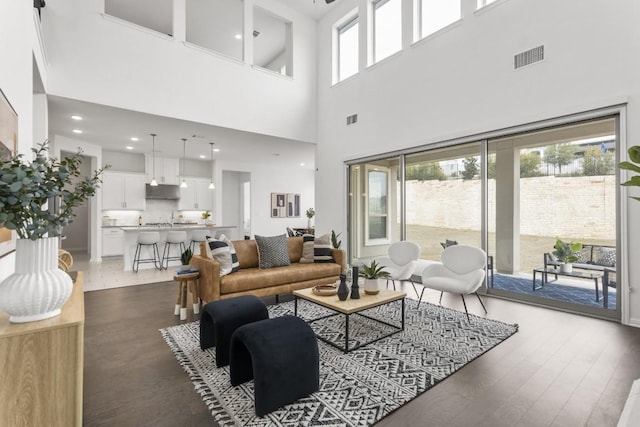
[312,284,338,296]
[359,259,390,295]
[180,247,193,272]
[337,274,349,301]
[0,141,106,323]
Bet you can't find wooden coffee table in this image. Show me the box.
[293,288,406,353]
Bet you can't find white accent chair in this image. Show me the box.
[375,241,421,297]
[419,244,488,321]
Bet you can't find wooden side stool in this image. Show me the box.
[173,271,200,320]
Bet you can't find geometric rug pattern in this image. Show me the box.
[492,273,617,310]
[161,298,518,426]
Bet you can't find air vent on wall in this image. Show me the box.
[514,45,544,69]
[346,114,358,125]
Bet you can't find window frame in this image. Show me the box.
[337,15,359,82]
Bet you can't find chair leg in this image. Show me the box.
[409,279,420,300]
[475,292,488,314]
[417,287,427,308]
[161,242,170,270]
[439,291,444,305]
[460,294,470,322]
[132,244,141,272]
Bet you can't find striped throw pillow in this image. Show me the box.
[206,238,232,276]
[219,234,240,273]
[314,234,334,263]
[299,234,315,263]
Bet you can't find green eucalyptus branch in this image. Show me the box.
[0,141,109,240]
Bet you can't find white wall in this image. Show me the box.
[315,0,640,324]
[0,3,41,281]
[215,160,314,238]
[41,0,318,143]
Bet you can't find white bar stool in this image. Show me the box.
[161,230,187,270]
[189,230,210,255]
[132,231,161,272]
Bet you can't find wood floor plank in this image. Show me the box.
[82,281,640,426]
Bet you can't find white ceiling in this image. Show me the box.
[48,96,317,170]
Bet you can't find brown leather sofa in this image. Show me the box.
[192,236,346,302]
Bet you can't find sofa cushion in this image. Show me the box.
[596,247,616,267]
[220,263,342,294]
[255,234,291,269]
[206,238,233,276]
[220,234,240,273]
[314,234,334,263]
[300,234,315,264]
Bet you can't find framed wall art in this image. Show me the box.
[0,88,18,258]
[271,192,301,218]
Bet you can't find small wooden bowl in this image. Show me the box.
[312,284,338,296]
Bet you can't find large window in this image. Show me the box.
[372,0,402,63]
[416,0,460,40]
[337,16,359,82]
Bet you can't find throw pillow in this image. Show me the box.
[314,233,334,263]
[206,238,232,276]
[299,234,315,263]
[219,234,240,273]
[596,247,616,267]
[255,234,291,269]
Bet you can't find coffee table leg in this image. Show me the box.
[595,278,600,302]
[344,314,349,353]
[402,298,405,330]
[294,296,298,317]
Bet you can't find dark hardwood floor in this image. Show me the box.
[83,281,640,426]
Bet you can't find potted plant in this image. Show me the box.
[552,239,583,273]
[0,141,107,323]
[331,229,342,249]
[305,207,315,229]
[201,210,213,226]
[180,247,193,271]
[619,145,640,201]
[359,260,390,295]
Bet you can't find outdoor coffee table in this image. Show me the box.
[532,267,604,303]
[293,288,406,353]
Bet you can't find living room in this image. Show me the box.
[2,0,640,426]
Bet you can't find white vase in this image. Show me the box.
[0,237,73,323]
[364,278,382,295]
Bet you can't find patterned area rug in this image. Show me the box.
[160,299,518,426]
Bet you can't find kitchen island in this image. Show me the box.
[121,225,236,271]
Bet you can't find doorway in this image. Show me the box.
[222,171,251,240]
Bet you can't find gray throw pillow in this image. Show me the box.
[596,247,616,268]
[255,234,291,269]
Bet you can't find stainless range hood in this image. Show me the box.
[145,184,180,200]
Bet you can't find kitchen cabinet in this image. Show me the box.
[102,172,146,210]
[179,177,213,211]
[145,155,179,185]
[102,228,124,256]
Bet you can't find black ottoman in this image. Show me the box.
[200,295,269,368]
[230,315,319,417]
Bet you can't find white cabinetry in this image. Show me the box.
[102,228,124,256]
[102,172,146,210]
[145,156,179,185]
[179,178,213,211]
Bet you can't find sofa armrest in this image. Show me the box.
[191,254,222,302]
[332,249,347,273]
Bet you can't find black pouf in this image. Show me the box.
[230,315,319,417]
[200,295,268,368]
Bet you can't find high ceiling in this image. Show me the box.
[45,0,341,169]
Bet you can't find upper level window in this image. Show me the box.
[254,7,293,77]
[372,0,402,64]
[337,16,359,82]
[477,0,498,9]
[417,0,460,40]
[105,0,173,35]
[186,0,243,61]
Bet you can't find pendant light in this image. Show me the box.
[150,133,158,186]
[180,138,188,188]
[208,142,216,190]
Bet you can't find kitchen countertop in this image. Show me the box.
[119,224,232,231]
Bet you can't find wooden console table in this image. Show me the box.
[0,271,85,427]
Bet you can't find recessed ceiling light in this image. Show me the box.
[72,129,83,134]
[199,155,206,159]
[130,137,139,141]
[213,148,220,152]
[234,33,242,40]
[300,163,305,166]
[273,153,280,156]
[126,146,134,150]
[71,115,82,120]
